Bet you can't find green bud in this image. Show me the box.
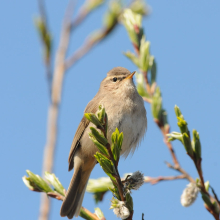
[126,193,133,211]
[123,51,140,68]
[120,9,143,47]
[182,133,193,156]
[26,170,53,193]
[129,0,149,15]
[22,176,35,191]
[192,129,202,160]
[89,135,109,157]
[151,87,162,120]
[177,117,188,134]
[85,0,104,11]
[89,127,108,145]
[44,172,65,196]
[174,105,182,117]
[103,0,121,29]
[85,113,104,129]
[204,181,210,192]
[34,17,52,64]
[94,207,105,219]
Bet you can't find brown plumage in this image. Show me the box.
[60,67,147,219]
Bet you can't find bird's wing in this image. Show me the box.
[68,99,100,171]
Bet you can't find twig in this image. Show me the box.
[165,161,195,183]
[142,96,152,103]
[144,174,186,185]
[65,20,118,69]
[142,70,151,96]
[37,0,52,95]
[45,191,100,220]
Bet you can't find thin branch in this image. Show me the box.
[45,191,101,220]
[142,96,152,103]
[165,161,195,183]
[65,20,118,69]
[39,2,75,220]
[144,174,186,185]
[37,0,52,95]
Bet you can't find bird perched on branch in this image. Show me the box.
[60,67,147,219]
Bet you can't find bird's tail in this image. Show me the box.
[60,164,92,219]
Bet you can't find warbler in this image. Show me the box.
[60,67,147,219]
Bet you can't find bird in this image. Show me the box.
[60,67,147,219]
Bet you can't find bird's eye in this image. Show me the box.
[113,77,117,82]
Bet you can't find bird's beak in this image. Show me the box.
[125,71,136,80]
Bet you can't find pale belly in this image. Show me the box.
[106,96,147,157]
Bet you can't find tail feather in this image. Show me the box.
[60,166,82,217]
[60,166,93,219]
[68,179,88,218]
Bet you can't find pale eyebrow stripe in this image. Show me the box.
[106,75,128,80]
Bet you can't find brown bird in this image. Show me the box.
[60,67,147,219]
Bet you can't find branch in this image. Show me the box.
[39,1,75,220]
[47,192,101,220]
[144,174,186,185]
[65,21,118,69]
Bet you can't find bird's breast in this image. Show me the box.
[103,93,147,157]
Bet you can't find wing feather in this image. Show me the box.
[68,98,100,171]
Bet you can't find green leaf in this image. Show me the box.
[94,152,114,175]
[118,132,123,150]
[22,176,35,191]
[124,51,140,68]
[201,192,213,209]
[167,132,183,142]
[85,0,104,11]
[182,133,193,156]
[151,87,162,120]
[94,207,105,219]
[87,177,113,193]
[97,105,106,124]
[204,181,210,192]
[26,170,53,193]
[121,9,143,47]
[135,72,150,98]
[150,57,157,84]
[126,193,133,211]
[177,116,188,134]
[139,36,150,72]
[44,172,65,196]
[174,105,182,117]
[90,127,108,145]
[129,0,148,15]
[103,0,121,29]
[90,136,109,157]
[85,113,104,129]
[192,129,202,160]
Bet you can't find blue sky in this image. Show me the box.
[0,0,220,220]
